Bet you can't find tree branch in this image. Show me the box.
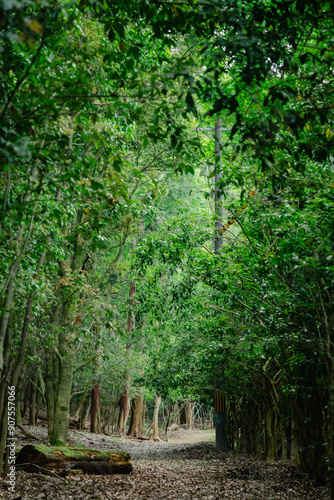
[0,27,46,123]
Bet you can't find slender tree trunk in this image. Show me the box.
[49,339,75,446]
[328,351,334,500]
[325,303,334,499]
[116,373,131,435]
[74,387,88,419]
[47,209,83,445]
[152,395,161,441]
[0,378,12,476]
[164,403,173,435]
[79,391,91,430]
[0,165,40,472]
[186,401,193,430]
[264,410,275,460]
[106,384,121,434]
[0,233,48,475]
[0,346,13,476]
[91,329,101,434]
[117,272,136,435]
[128,389,144,438]
[180,402,187,425]
[91,382,101,434]
[10,244,48,389]
[0,282,14,372]
[45,349,56,441]
[0,165,40,371]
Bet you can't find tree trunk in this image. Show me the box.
[16,401,22,427]
[79,391,91,430]
[29,370,39,425]
[186,401,193,430]
[117,273,136,436]
[128,389,144,438]
[292,396,326,485]
[47,215,83,446]
[0,320,12,476]
[152,395,161,440]
[165,403,173,435]
[91,382,101,434]
[214,115,223,254]
[180,402,187,426]
[45,349,56,441]
[0,282,15,373]
[16,444,132,475]
[328,350,334,500]
[324,294,334,499]
[264,410,275,460]
[116,373,131,435]
[73,388,88,419]
[49,342,75,446]
[91,330,101,434]
[0,238,49,469]
[0,165,39,372]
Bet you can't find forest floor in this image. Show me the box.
[0,426,330,499]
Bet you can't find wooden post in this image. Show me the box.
[215,390,227,451]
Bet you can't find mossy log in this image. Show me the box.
[16,445,132,476]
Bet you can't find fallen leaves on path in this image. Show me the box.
[0,431,329,499]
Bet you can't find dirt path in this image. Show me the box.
[0,428,329,499]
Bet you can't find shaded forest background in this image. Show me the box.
[1,0,334,496]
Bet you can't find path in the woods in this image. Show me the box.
[0,427,329,499]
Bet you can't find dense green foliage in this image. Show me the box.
[1,0,334,495]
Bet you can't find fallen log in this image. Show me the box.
[16,445,132,476]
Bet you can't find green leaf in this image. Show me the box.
[113,156,122,172]
[108,28,115,42]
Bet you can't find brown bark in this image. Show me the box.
[186,401,193,430]
[323,289,334,499]
[127,280,136,334]
[117,271,136,436]
[152,395,161,440]
[291,413,301,465]
[327,349,334,500]
[116,373,131,435]
[48,216,84,446]
[0,321,12,476]
[0,165,40,372]
[180,403,186,426]
[45,349,56,441]
[91,331,101,434]
[292,396,326,485]
[128,389,144,438]
[91,382,101,434]
[16,445,132,476]
[264,410,275,461]
[74,388,88,419]
[164,403,173,435]
[29,370,39,425]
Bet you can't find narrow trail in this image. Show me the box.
[0,428,329,499]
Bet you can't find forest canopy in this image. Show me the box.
[1,0,334,497]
